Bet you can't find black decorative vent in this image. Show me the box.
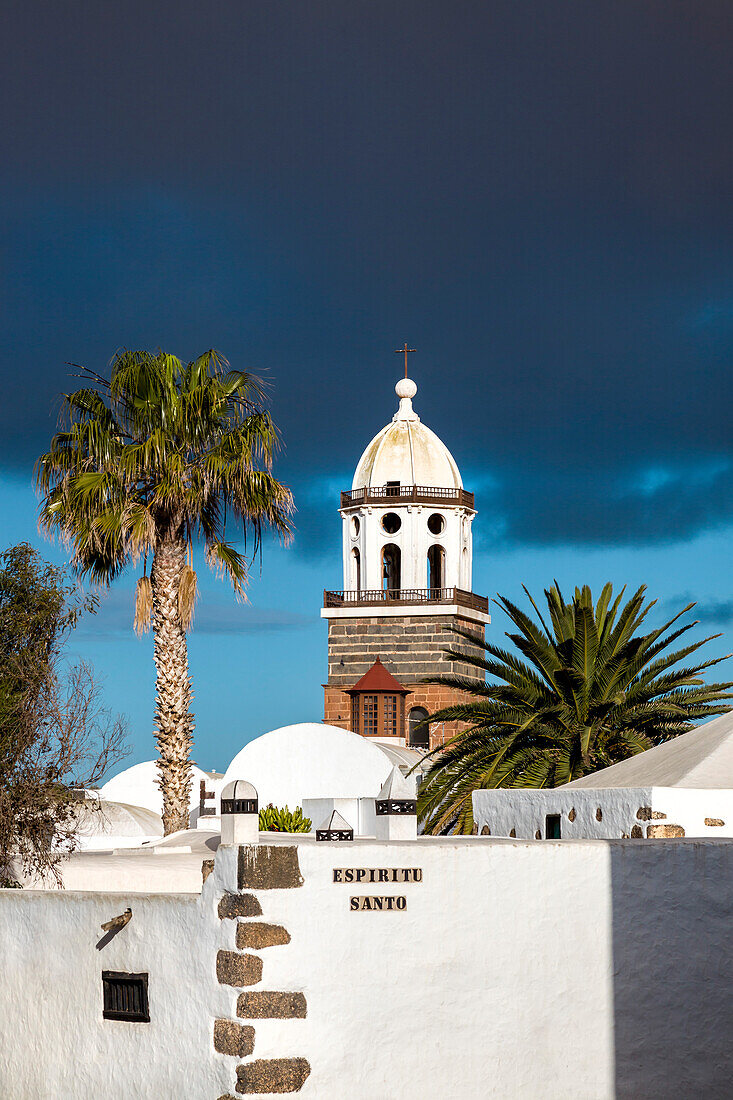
[375,799,417,816]
[221,798,258,815]
[316,827,354,842]
[102,972,150,1022]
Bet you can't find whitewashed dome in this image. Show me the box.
[99,760,208,823]
[222,723,395,808]
[352,378,463,491]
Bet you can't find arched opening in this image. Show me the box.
[427,544,445,592]
[409,706,430,748]
[351,547,361,590]
[382,544,401,594]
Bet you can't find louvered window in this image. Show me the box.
[102,971,150,1022]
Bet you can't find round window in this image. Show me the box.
[351,516,360,538]
[381,512,401,535]
[427,513,445,535]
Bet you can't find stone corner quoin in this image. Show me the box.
[235,1058,312,1095]
[238,845,304,891]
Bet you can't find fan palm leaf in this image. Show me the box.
[36,349,293,833]
[417,584,733,834]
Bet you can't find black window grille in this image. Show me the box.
[102,972,150,1022]
[545,814,561,840]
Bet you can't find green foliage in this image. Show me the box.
[259,804,312,833]
[418,583,733,835]
[34,349,293,590]
[0,544,126,883]
[34,349,293,833]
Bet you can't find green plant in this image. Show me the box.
[0,544,127,883]
[418,583,733,834]
[35,350,292,833]
[259,804,312,833]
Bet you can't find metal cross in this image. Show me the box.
[395,343,417,377]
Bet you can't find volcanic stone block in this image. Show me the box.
[646,823,685,838]
[235,1058,311,1094]
[213,1019,255,1057]
[217,951,263,987]
[236,922,291,950]
[219,894,263,919]
[705,818,725,826]
[238,845,304,890]
[237,991,307,1019]
[202,860,215,883]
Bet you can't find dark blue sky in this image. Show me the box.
[2,2,733,770]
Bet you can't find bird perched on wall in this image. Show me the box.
[100,908,132,933]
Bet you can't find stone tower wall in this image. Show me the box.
[326,613,485,687]
[324,612,486,748]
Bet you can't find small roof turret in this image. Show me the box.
[346,657,410,696]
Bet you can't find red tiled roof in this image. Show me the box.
[345,657,409,695]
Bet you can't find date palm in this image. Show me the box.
[36,349,293,833]
[418,583,733,834]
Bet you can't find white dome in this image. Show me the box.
[100,760,208,823]
[352,378,463,491]
[223,723,395,808]
[72,797,163,849]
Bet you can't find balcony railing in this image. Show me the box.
[323,587,489,613]
[340,485,474,509]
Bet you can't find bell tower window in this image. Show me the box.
[382,544,401,592]
[427,544,445,591]
[351,547,361,590]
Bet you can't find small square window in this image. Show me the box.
[102,972,150,1022]
[545,814,561,840]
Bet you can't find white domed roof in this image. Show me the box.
[100,760,208,822]
[352,378,462,491]
[223,723,395,807]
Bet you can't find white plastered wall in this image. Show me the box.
[1,835,731,1098]
[472,786,733,838]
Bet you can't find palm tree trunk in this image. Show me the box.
[151,536,194,834]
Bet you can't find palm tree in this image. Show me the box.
[35,349,293,834]
[418,583,733,834]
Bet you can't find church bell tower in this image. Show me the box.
[322,370,490,750]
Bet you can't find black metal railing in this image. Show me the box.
[323,587,489,613]
[340,485,474,509]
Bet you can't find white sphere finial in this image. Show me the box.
[396,377,417,400]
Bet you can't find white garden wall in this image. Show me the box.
[472,786,733,839]
[1,833,731,1098]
